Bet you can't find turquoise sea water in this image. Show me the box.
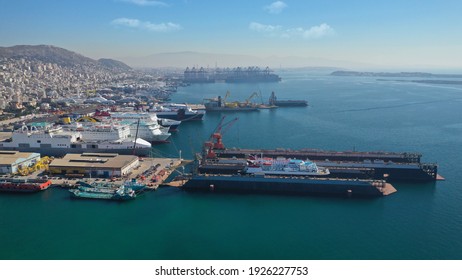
[1,70,462,259]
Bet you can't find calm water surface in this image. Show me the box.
[1,70,462,259]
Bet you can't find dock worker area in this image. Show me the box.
[42,153,183,190]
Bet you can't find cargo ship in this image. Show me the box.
[184,66,281,83]
[268,92,308,107]
[0,179,51,192]
[204,96,259,112]
[149,103,205,121]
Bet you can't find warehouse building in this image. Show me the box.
[0,150,41,174]
[48,153,139,178]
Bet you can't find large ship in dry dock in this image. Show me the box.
[196,116,442,183]
[212,147,440,182]
[170,117,396,197]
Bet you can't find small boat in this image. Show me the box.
[122,178,146,192]
[70,182,136,200]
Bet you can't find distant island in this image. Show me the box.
[331,70,462,85]
[331,70,462,78]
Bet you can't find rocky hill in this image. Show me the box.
[98,58,131,71]
[0,45,131,71]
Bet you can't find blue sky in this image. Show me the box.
[1,0,462,69]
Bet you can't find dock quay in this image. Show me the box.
[15,157,184,191]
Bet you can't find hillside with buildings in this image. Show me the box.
[0,45,139,116]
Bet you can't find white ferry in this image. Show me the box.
[95,109,181,132]
[99,112,172,143]
[0,124,151,157]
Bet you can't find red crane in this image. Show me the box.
[204,116,238,158]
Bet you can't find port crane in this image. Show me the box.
[204,116,238,159]
[245,92,259,105]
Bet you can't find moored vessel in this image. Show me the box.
[245,156,330,176]
[70,182,136,200]
[268,91,308,107]
[149,103,205,121]
[0,124,152,157]
[0,179,52,192]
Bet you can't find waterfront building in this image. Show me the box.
[48,153,139,178]
[0,150,41,174]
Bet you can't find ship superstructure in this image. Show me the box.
[0,124,152,156]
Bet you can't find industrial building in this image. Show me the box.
[0,150,41,174]
[48,153,139,178]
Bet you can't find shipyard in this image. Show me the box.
[3,0,462,268]
[4,97,439,200]
[0,85,443,199]
[0,42,456,262]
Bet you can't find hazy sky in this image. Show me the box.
[1,0,462,69]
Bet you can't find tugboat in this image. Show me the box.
[122,178,146,192]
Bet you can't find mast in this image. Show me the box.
[132,118,140,155]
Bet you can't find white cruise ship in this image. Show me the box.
[95,109,181,132]
[0,124,152,157]
[100,112,172,143]
[62,122,132,141]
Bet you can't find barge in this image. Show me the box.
[268,92,308,107]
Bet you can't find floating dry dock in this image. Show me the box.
[217,148,423,163]
[213,149,440,182]
[176,174,396,197]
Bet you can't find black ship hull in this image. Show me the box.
[182,175,394,197]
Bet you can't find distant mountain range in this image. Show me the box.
[0,45,372,70]
[0,45,131,71]
[118,51,371,69]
